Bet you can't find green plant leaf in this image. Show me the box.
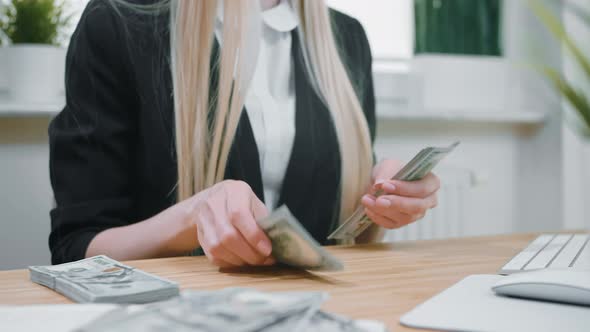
[529,0,590,84]
[539,65,590,131]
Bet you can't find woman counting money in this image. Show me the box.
[49,0,440,266]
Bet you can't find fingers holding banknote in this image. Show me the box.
[192,180,274,267]
[385,172,441,198]
[362,161,440,229]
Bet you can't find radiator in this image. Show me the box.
[383,166,473,242]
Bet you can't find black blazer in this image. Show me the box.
[49,0,376,264]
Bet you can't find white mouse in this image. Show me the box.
[492,269,590,306]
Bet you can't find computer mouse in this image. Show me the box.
[492,269,590,306]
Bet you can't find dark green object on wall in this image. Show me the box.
[414,0,503,56]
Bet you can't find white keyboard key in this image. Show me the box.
[550,234,589,269]
[525,234,572,270]
[573,240,590,269]
[500,234,554,273]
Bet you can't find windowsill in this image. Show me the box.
[0,98,547,128]
[377,109,547,125]
[372,57,547,127]
[0,99,64,117]
[0,100,547,127]
[373,58,411,74]
[0,57,548,128]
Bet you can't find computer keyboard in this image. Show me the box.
[499,234,590,275]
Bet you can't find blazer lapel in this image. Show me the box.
[225,111,265,202]
[218,40,265,202]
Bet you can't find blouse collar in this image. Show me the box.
[216,0,299,32]
[261,0,299,32]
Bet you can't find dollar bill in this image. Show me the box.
[29,256,179,304]
[80,288,388,332]
[80,289,317,331]
[308,311,389,332]
[257,205,344,271]
[327,142,460,241]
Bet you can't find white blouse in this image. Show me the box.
[215,1,299,209]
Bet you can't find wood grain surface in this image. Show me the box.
[0,233,541,331]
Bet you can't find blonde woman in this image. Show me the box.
[49,0,440,267]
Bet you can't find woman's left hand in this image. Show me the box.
[361,159,440,229]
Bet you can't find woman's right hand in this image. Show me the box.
[188,180,274,268]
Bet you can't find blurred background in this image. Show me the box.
[0,0,588,270]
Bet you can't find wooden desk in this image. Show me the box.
[0,233,537,331]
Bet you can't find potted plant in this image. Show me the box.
[0,0,71,103]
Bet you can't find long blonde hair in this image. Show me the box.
[170,0,372,223]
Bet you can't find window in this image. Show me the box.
[326,0,413,60]
[67,0,414,62]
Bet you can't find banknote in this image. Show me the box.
[29,256,179,304]
[327,142,460,241]
[80,289,388,332]
[83,289,326,332]
[257,205,344,271]
[309,311,390,332]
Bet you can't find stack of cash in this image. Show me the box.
[258,205,344,271]
[29,256,179,304]
[328,142,460,241]
[79,288,388,332]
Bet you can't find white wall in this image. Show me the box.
[375,121,523,237]
[0,118,53,270]
[504,0,564,233]
[562,0,590,231]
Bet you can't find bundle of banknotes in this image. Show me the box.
[257,205,344,271]
[79,288,388,332]
[328,142,460,241]
[28,206,341,306]
[29,256,179,304]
